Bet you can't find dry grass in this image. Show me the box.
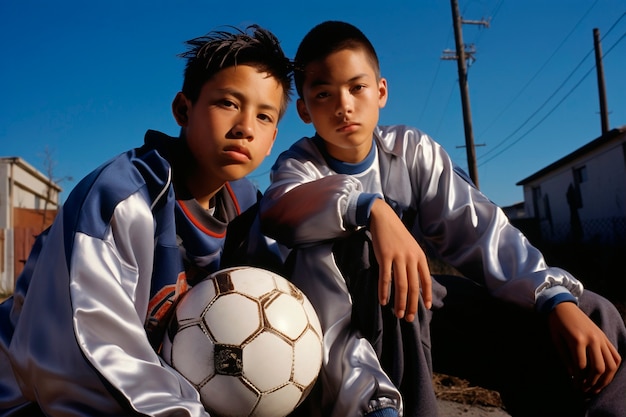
[433,373,504,408]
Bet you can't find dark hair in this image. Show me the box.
[294,21,380,98]
[179,25,293,119]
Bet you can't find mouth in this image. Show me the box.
[222,145,251,161]
[337,121,359,133]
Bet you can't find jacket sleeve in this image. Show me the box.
[405,130,583,310]
[5,191,208,416]
[261,148,366,247]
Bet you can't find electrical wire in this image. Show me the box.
[478,29,626,166]
[478,11,626,164]
[476,0,601,147]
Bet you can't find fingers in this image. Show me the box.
[419,261,432,310]
[368,199,431,322]
[393,263,409,321]
[582,339,621,394]
[404,267,419,322]
[378,258,392,307]
[403,259,432,322]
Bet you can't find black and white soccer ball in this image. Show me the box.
[161,266,323,417]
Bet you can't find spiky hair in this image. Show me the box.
[179,25,293,118]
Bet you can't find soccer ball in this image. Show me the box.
[161,266,323,417]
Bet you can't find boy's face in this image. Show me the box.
[296,48,387,163]
[173,65,281,198]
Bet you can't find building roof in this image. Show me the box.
[516,125,626,186]
[0,156,63,192]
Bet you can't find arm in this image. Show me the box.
[261,140,372,246]
[396,128,623,393]
[7,192,207,416]
[70,192,208,416]
[261,139,432,320]
[405,129,624,390]
[369,199,432,322]
[403,129,583,309]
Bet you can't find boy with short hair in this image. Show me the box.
[0,25,292,416]
[260,20,625,416]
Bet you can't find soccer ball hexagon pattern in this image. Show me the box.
[161,266,323,417]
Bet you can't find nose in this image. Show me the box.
[231,114,254,139]
[335,91,352,118]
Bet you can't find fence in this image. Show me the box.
[538,216,626,245]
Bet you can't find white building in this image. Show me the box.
[516,126,626,244]
[0,157,61,293]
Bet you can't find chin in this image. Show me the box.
[224,166,254,182]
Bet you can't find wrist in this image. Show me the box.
[357,193,383,227]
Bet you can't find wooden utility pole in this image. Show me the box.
[593,28,610,135]
[443,0,489,188]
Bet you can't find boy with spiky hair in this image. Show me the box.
[0,25,292,416]
[261,20,625,417]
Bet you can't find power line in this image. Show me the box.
[478,48,595,161]
[468,0,504,47]
[433,79,458,137]
[478,29,626,166]
[475,0,601,143]
[417,26,454,126]
[478,12,626,163]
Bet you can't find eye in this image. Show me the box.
[221,99,238,109]
[257,113,274,123]
[315,91,330,99]
[351,84,365,93]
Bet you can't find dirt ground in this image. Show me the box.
[434,373,511,416]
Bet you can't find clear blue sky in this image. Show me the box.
[1,0,625,207]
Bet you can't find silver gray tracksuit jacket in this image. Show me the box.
[260,124,583,416]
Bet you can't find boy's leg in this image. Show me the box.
[429,274,626,417]
[286,241,405,417]
[287,229,440,417]
[331,230,438,417]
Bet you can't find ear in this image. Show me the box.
[296,98,312,124]
[172,92,190,126]
[378,77,389,109]
[265,128,277,156]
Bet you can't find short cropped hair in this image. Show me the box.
[294,21,380,98]
[179,25,293,119]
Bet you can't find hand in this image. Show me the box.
[548,301,621,394]
[368,199,432,322]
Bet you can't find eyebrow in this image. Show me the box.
[308,73,370,88]
[217,87,280,115]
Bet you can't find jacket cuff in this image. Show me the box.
[365,407,399,417]
[356,193,382,226]
[536,286,578,313]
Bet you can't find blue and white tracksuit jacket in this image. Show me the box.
[0,130,268,416]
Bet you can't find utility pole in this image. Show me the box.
[442,0,489,188]
[593,28,610,135]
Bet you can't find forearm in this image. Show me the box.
[261,174,366,247]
